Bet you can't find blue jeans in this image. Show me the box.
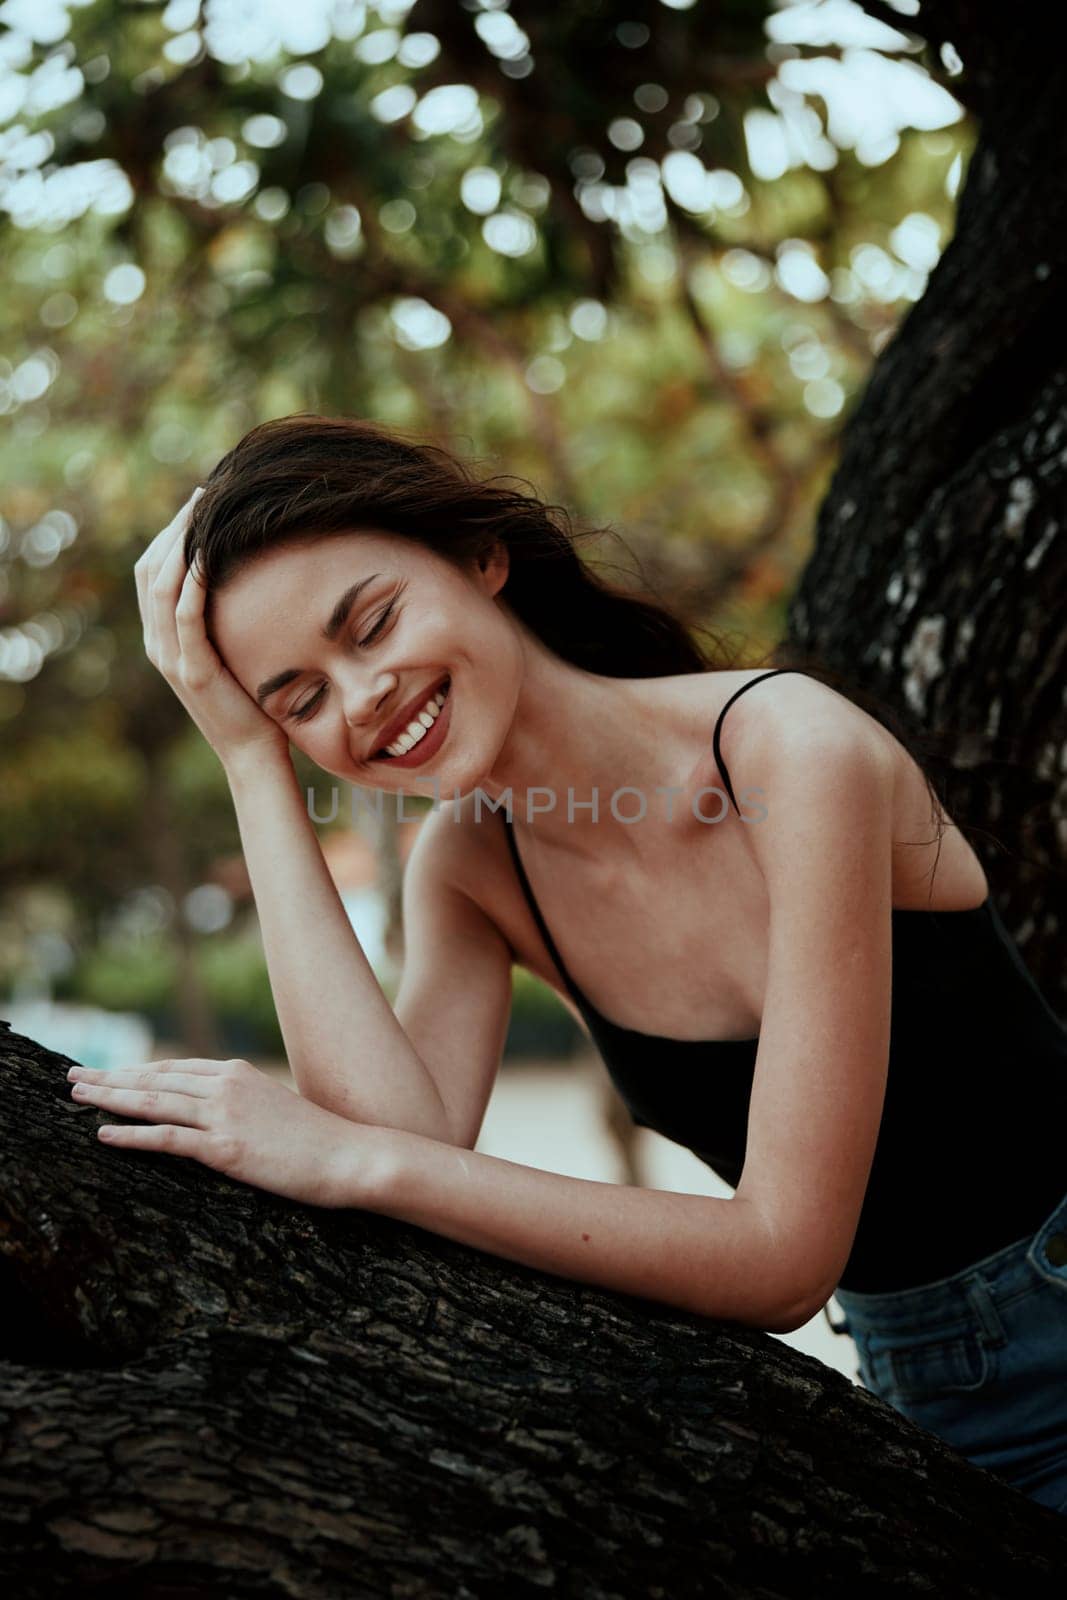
[825,1186,1067,1515]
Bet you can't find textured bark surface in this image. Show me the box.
[785,7,1067,1009]
[3,1021,1066,1597]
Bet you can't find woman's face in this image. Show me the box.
[210,530,517,789]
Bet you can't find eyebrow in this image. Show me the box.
[255,575,382,707]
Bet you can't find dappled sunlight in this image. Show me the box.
[0,0,978,1405]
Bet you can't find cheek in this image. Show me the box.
[293,722,332,759]
[294,715,367,780]
[415,598,463,650]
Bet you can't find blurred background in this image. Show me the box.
[0,0,972,1377]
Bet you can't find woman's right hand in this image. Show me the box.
[134,487,292,770]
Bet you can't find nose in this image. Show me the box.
[338,665,397,734]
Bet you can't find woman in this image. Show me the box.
[67,414,1067,1515]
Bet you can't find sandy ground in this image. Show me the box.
[240,1045,861,1385]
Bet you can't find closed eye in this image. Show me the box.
[359,600,396,647]
[287,600,398,723]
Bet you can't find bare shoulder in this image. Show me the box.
[408,792,485,884]
[691,666,989,906]
[410,790,513,908]
[690,667,892,784]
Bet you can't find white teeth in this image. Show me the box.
[382,683,449,758]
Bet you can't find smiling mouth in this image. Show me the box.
[374,676,451,760]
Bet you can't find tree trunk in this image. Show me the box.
[2,1021,1065,1596]
[784,6,1067,1012]
[140,754,224,1060]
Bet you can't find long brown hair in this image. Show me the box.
[186,411,717,676]
[186,411,990,875]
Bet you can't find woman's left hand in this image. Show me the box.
[65,1056,378,1208]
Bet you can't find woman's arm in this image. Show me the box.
[133,495,456,1144]
[64,1056,799,1330]
[224,746,453,1143]
[350,1125,810,1333]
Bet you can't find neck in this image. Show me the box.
[477,636,690,856]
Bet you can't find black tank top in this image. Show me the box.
[502,668,1067,1295]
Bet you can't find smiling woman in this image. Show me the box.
[252,574,391,713]
[122,411,1067,1518]
[204,524,501,786]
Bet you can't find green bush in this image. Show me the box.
[199,936,286,1057]
[504,967,582,1061]
[64,931,284,1057]
[61,931,581,1063]
[64,935,176,1016]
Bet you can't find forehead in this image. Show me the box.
[210,530,417,675]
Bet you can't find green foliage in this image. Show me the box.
[61,931,578,1062]
[64,934,176,1017]
[65,930,285,1057]
[0,0,977,1022]
[199,935,287,1056]
[505,967,583,1060]
[0,728,146,897]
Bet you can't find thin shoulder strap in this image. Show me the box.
[712,668,802,816]
[501,814,590,1013]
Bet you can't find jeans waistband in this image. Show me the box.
[827,1186,1067,1335]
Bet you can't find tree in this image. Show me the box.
[783,1,1067,1011]
[0,0,972,1005]
[3,1019,1066,1595]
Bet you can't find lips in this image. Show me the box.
[372,674,450,758]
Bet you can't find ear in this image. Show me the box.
[476,539,509,599]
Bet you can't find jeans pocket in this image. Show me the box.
[874,1327,1001,1408]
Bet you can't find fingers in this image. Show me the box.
[135,495,194,639]
[135,486,206,666]
[146,513,199,669]
[174,552,217,685]
[68,1059,229,1080]
[96,1122,208,1157]
[67,1058,252,1166]
[139,486,206,581]
[71,1081,210,1127]
[68,1064,213,1097]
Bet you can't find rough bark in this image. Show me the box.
[784,8,1067,1008]
[2,1022,1065,1597]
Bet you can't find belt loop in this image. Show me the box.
[966,1274,1007,1348]
[823,1300,851,1336]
